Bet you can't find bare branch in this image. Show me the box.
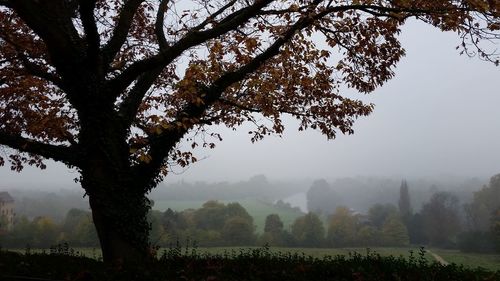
[192,0,237,31]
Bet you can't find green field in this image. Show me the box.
[153,198,304,233]
[430,249,500,272]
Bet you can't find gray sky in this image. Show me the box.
[1,20,499,188]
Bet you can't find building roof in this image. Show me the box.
[0,192,14,203]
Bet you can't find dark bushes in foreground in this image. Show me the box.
[0,247,499,281]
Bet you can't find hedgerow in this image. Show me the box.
[0,246,498,281]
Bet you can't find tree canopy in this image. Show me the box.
[0,0,499,264]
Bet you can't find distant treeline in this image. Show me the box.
[306,174,500,253]
[150,175,307,201]
[5,189,89,222]
[305,176,484,214]
[4,175,485,222]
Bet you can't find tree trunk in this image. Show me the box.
[75,97,154,265]
[87,189,151,265]
[80,153,152,265]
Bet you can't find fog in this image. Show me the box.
[0,20,499,189]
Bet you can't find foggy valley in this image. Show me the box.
[1,174,496,251]
[1,1,500,279]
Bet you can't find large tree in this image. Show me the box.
[464,173,500,231]
[421,191,462,246]
[0,0,499,264]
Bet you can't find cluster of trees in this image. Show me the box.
[8,190,89,222]
[306,179,461,248]
[260,205,411,248]
[460,174,500,253]
[307,175,500,253]
[151,203,413,248]
[0,199,419,249]
[0,209,98,248]
[306,177,483,216]
[149,201,256,247]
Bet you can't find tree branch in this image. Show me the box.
[0,132,78,166]
[192,0,238,32]
[102,0,145,66]
[117,66,164,128]
[107,0,273,97]
[78,0,101,68]
[155,0,169,50]
[7,1,83,76]
[18,56,66,90]
[131,5,318,189]
[0,33,67,90]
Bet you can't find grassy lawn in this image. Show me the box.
[430,249,500,272]
[153,198,304,233]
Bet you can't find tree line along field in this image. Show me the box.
[152,198,304,233]
[2,195,500,272]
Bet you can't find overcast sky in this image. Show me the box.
[1,20,499,189]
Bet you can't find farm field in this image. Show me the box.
[430,249,500,272]
[152,198,304,233]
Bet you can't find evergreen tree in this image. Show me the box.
[398,180,412,217]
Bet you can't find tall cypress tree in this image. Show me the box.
[398,180,412,217]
